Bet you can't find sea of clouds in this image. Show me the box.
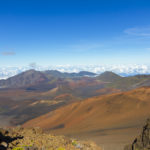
[0,64,150,79]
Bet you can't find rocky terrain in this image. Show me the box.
[0,71,120,126]
[23,86,150,150]
[2,70,150,150]
[0,127,101,150]
[1,70,150,127]
[124,118,150,150]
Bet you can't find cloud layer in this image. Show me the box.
[1,51,16,56]
[124,27,150,37]
[0,64,150,79]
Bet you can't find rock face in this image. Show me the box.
[0,127,101,150]
[124,118,150,150]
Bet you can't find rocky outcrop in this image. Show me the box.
[124,118,150,150]
[0,128,24,150]
[0,127,101,150]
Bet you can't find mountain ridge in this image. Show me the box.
[1,64,150,79]
[1,69,150,90]
[0,69,97,88]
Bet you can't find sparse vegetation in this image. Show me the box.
[0,127,101,150]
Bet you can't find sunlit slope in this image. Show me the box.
[24,87,150,135]
[97,72,150,90]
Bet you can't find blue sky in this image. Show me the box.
[0,0,150,67]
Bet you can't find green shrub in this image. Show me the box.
[72,140,77,146]
[12,147,24,150]
[12,145,32,150]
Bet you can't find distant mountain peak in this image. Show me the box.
[101,71,121,76]
[97,71,122,82]
[0,69,48,88]
[44,70,96,78]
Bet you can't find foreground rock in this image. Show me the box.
[124,118,150,150]
[0,127,101,150]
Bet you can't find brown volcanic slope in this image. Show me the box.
[0,69,49,88]
[0,75,118,126]
[24,86,150,134]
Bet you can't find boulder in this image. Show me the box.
[124,118,150,150]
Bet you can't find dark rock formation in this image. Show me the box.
[0,128,23,149]
[124,118,150,150]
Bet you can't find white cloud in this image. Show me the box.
[1,51,16,56]
[124,27,150,37]
[29,62,38,69]
[0,64,150,79]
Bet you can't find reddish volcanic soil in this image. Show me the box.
[23,87,150,150]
